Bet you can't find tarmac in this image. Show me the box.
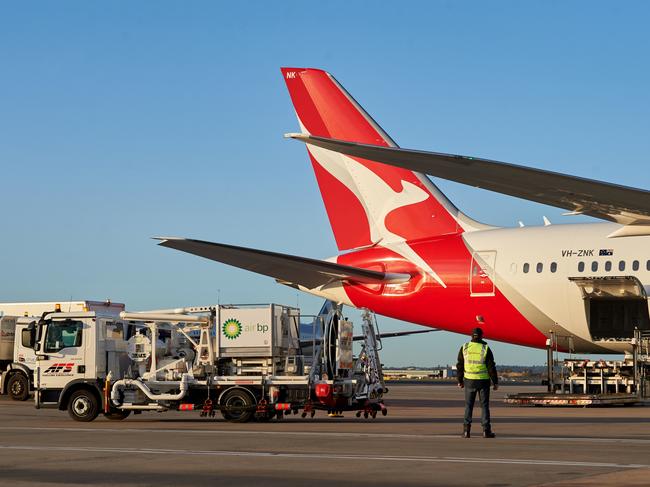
[1,383,649,486]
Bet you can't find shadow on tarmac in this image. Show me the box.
[0,469,366,487]
[129,415,650,425]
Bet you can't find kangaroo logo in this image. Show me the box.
[306,141,447,287]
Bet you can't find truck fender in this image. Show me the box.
[217,385,258,405]
[58,380,102,411]
[8,363,33,379]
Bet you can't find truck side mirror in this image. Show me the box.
[21,323,36,349]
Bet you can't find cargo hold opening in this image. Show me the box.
[570,276,650,340]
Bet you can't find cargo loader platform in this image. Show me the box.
[506,329,650,407]
[504,392,645,407]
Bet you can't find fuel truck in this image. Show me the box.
[23,302,388,422]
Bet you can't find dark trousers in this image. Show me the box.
[464,379,491,429]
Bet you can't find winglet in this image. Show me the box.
[152,236,185,243]
[284,132,308,140]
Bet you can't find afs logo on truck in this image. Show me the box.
[43,363,74,376]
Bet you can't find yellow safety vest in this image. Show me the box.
[462,342,490,380]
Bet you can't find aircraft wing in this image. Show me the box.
[155,237,410,289]
[288,133,650,234]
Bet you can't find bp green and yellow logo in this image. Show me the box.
[222,318,242,340]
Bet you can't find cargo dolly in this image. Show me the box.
[505,330,650,407]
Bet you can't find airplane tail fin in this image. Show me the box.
[281,67,486,252]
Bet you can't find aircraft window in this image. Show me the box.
[633,260,640,271]
[605,261,612,272]
[536,263,543,273]
[523,263,530,274]
[578,262,585,272]
[591,261,598,272]
[619,261,626,271]
[550,262,557,273]
[472,265,478,276]
[647,260,650,271]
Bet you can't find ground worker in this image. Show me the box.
[457,327,498,438]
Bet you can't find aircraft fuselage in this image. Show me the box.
[305,222,650,353]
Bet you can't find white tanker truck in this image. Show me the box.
[23,302,393,422]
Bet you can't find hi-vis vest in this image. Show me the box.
[462,342,490,380]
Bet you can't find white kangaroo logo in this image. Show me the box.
[307,143,447,288]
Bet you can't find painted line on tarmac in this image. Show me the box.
[0,444,646,469]
[0,426,649,445]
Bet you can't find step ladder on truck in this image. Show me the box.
[24,301,389,422]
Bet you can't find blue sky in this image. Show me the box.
[1,2,649,366]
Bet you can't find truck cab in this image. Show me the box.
[0,317,38,400]
[1,301,125,402]
[28,307,132,421]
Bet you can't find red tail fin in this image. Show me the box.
[282,67,477,252]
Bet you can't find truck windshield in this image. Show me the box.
[45,320,83,353]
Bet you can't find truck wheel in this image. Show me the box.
[8,373,30,401]
[220,388,254,423]
[104,410,131,421]
[67,389,99,422]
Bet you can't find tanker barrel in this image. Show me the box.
[119,312,209,324]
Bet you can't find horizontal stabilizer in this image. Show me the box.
[288,134,650,227]
[155,237,410,289]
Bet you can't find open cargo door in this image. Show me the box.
[570,276,650,340]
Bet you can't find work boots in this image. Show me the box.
[462,425,471,438]
[483,428,496,438]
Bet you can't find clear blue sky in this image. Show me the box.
[1,2,649,366]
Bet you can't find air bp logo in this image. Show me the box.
[222,319,242,340]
